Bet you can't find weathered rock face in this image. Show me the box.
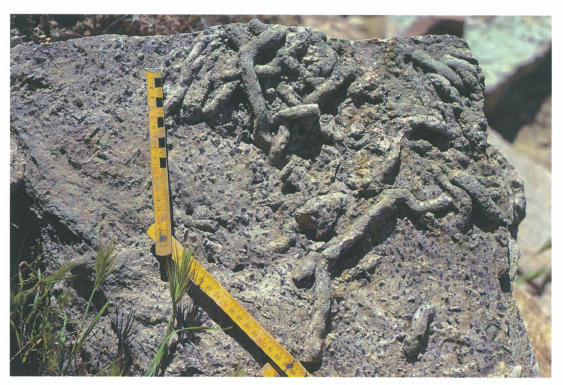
[10,20,539,377]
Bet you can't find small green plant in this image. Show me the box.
[95,310,135,377]
[226,363,247,377]
[145,247,214,377]
[10,238,121,376]
[64,238,120,374]
[515,238,552,286]
[515,266,551,285]
[104,310,135,376]
[166,247,197,335]
[11,237,222,376]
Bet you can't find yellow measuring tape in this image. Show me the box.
[147,225,310,377]
[146,69,172,256]
[145,70,310,377]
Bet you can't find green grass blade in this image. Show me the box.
[10,319,22,353]
[76,288,118,351]
[37,260,77,287]
[515,266,550,285]
[536,238,552,255]
[59,314,67,343]
[16,230,28,266]
[67,288,119,372]
[144,326,222,377]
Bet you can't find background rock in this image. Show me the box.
[10,20,542,377]
[487,130,551,288]
[463,17,551,100]
[487,129,551,378]
[512,284,551,378]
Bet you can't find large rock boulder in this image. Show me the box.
[10,20,539,377]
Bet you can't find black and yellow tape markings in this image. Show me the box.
[146,69,172,256]
[147,225,312,377]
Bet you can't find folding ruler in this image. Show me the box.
[146,69,172,256]
[145,70,311,377]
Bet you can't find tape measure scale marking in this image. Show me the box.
[147,225,311,377]
[146,69,172,256]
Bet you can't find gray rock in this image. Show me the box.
[388,16,552,98]
[10,21,539,377]
[487,129,551,296]
[294,192,349,241]
[463,16,552,97]
[401,303,436,358]
[387,16,552,142]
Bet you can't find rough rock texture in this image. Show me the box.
[487,129,551,378]
[488,130,551,289]
[388,16,552,142]
[10,21,539,377]
[463,16,552,99]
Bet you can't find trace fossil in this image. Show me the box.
[10,19,534,376]
[158,20,525,365]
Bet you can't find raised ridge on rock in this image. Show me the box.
[10,20,538,377]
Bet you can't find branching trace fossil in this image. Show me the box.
[9,19,537,376]
[167,20,358,155]
[163,22,525,367]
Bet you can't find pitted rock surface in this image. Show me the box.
[10,21,539,377]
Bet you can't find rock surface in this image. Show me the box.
[511,95,552,170]
[10,21,540,377]
[513,284,551,378]
[387,16,552,143]
[463,16,552,98]
[487,131,551,277]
